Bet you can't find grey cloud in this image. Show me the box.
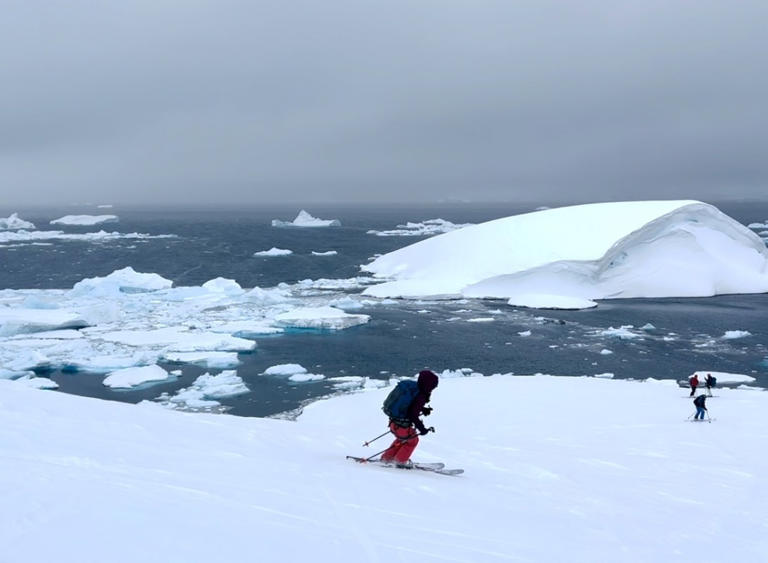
[1,0,766,205]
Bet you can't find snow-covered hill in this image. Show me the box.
[2,375,766,562]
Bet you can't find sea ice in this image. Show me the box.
[70,267,173,296]
[507,293,597,310]
[254,247,293,256]
[599,326,642,339]
[103,365,174,389]
[288,372,325,382]
[97,327,256,352]
[722,330,751,339]
[202,278,244,296]
[272,209,341,228]
[367,218,473,237]
[12,374,59,389]
[50,214,119,226]
[263,364,307,376]
[162,351,241,369]
[311,250,338,256]
[0,308,88,337]
[0,213,35,230]
[273,306,369,330]
[160,370,248,410]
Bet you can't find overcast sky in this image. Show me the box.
[1,0,766,206]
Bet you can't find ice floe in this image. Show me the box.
[0,213,35,230]
[71,267,173,297]
[311,250,338,256]
[103,365,174,389]
[50,214,119,226]
[162,351,241,369]
[722,330,751,339]
[367,218,473,237]
[254,247,293,256]
[273,306,369,330]
[157,370,248,411]
[0,308,88,337]
[263,363,308,376]
[271,210,341,228]
[362,201,768,308]
[0,230,175,245]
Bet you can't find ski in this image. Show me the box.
[686,418,715,423]
[346,456,464,476]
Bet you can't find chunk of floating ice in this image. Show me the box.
[0,213,35,230]
[288,372,325,382]
[722,330,751,339]
[162,351,241,369]
[70,267,173,297]
[263,364,307,376]
[0,308,88,337]
[13,374,58,389]
[159,370,248,411]
[271,210,341,228]
[254,247,293,256]
[593,372,615,379]
[311,250,338,256]
[367,218,473,237]
[202,278,244,295]
[103,365,174,389]
[50,214,119,226]
[96,327,256,352]
[273,306,369,330]
[508,294,597,310]
[599,326,642,339]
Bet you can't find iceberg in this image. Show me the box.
[362,201,768,308]
[202,277,244,296]
[254,247,293,257]
[162,351,241,369]
[273,306,369,330]
[263,363,307,376]
[0,213,35,230]
[70,267,173,296]
[103,365,174,389]
[311,250,338,256]
[50,214,119,226]
[367,218,473,237]
[271,210,341,228]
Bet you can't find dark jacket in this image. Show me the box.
[693,395,707,409]
[406,370,439,433]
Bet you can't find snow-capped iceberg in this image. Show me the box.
[272,210,341,228]
[362,201,768,307]
[0,213,35,230]
[70,267,173,296]
[50,214,119,226]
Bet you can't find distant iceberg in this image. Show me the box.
[70,267,173,296]
[272,210,341,228]
[0,213,35,230]
[367,218,473,237]
[50,214,119,226]
[254,247,293,257]
[362,201,768,308]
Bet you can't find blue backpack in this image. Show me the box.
[382,380,419,420]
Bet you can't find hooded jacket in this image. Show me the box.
[406,370,439,433]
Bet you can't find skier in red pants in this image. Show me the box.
[380,370,438,468]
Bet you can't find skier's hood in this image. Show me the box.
[418,370,439,393]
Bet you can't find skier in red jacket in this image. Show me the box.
[689,374,699,397]
[380,370,438,467]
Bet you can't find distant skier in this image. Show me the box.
[705,373,716,396]
[379,370,438,468]
[693,394,708,420]
[689,373,699,397]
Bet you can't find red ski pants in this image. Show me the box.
[380,422,419,463]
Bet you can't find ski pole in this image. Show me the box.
[687,412,696,420]
[362,430,391,447]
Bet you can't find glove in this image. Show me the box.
[419,426,435,436]
[422,406,433,416]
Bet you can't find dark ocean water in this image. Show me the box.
[2,201,767,417]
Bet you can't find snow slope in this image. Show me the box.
[362,201,768,305]
[2,375,767,562]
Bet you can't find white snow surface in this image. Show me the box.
[2,375,767,562]
[0,213,35,230]
[254,247,293,256]
[102,365,173,389]
[362,201,768,307]
[271,209,341,228]
[50,214,119,226]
